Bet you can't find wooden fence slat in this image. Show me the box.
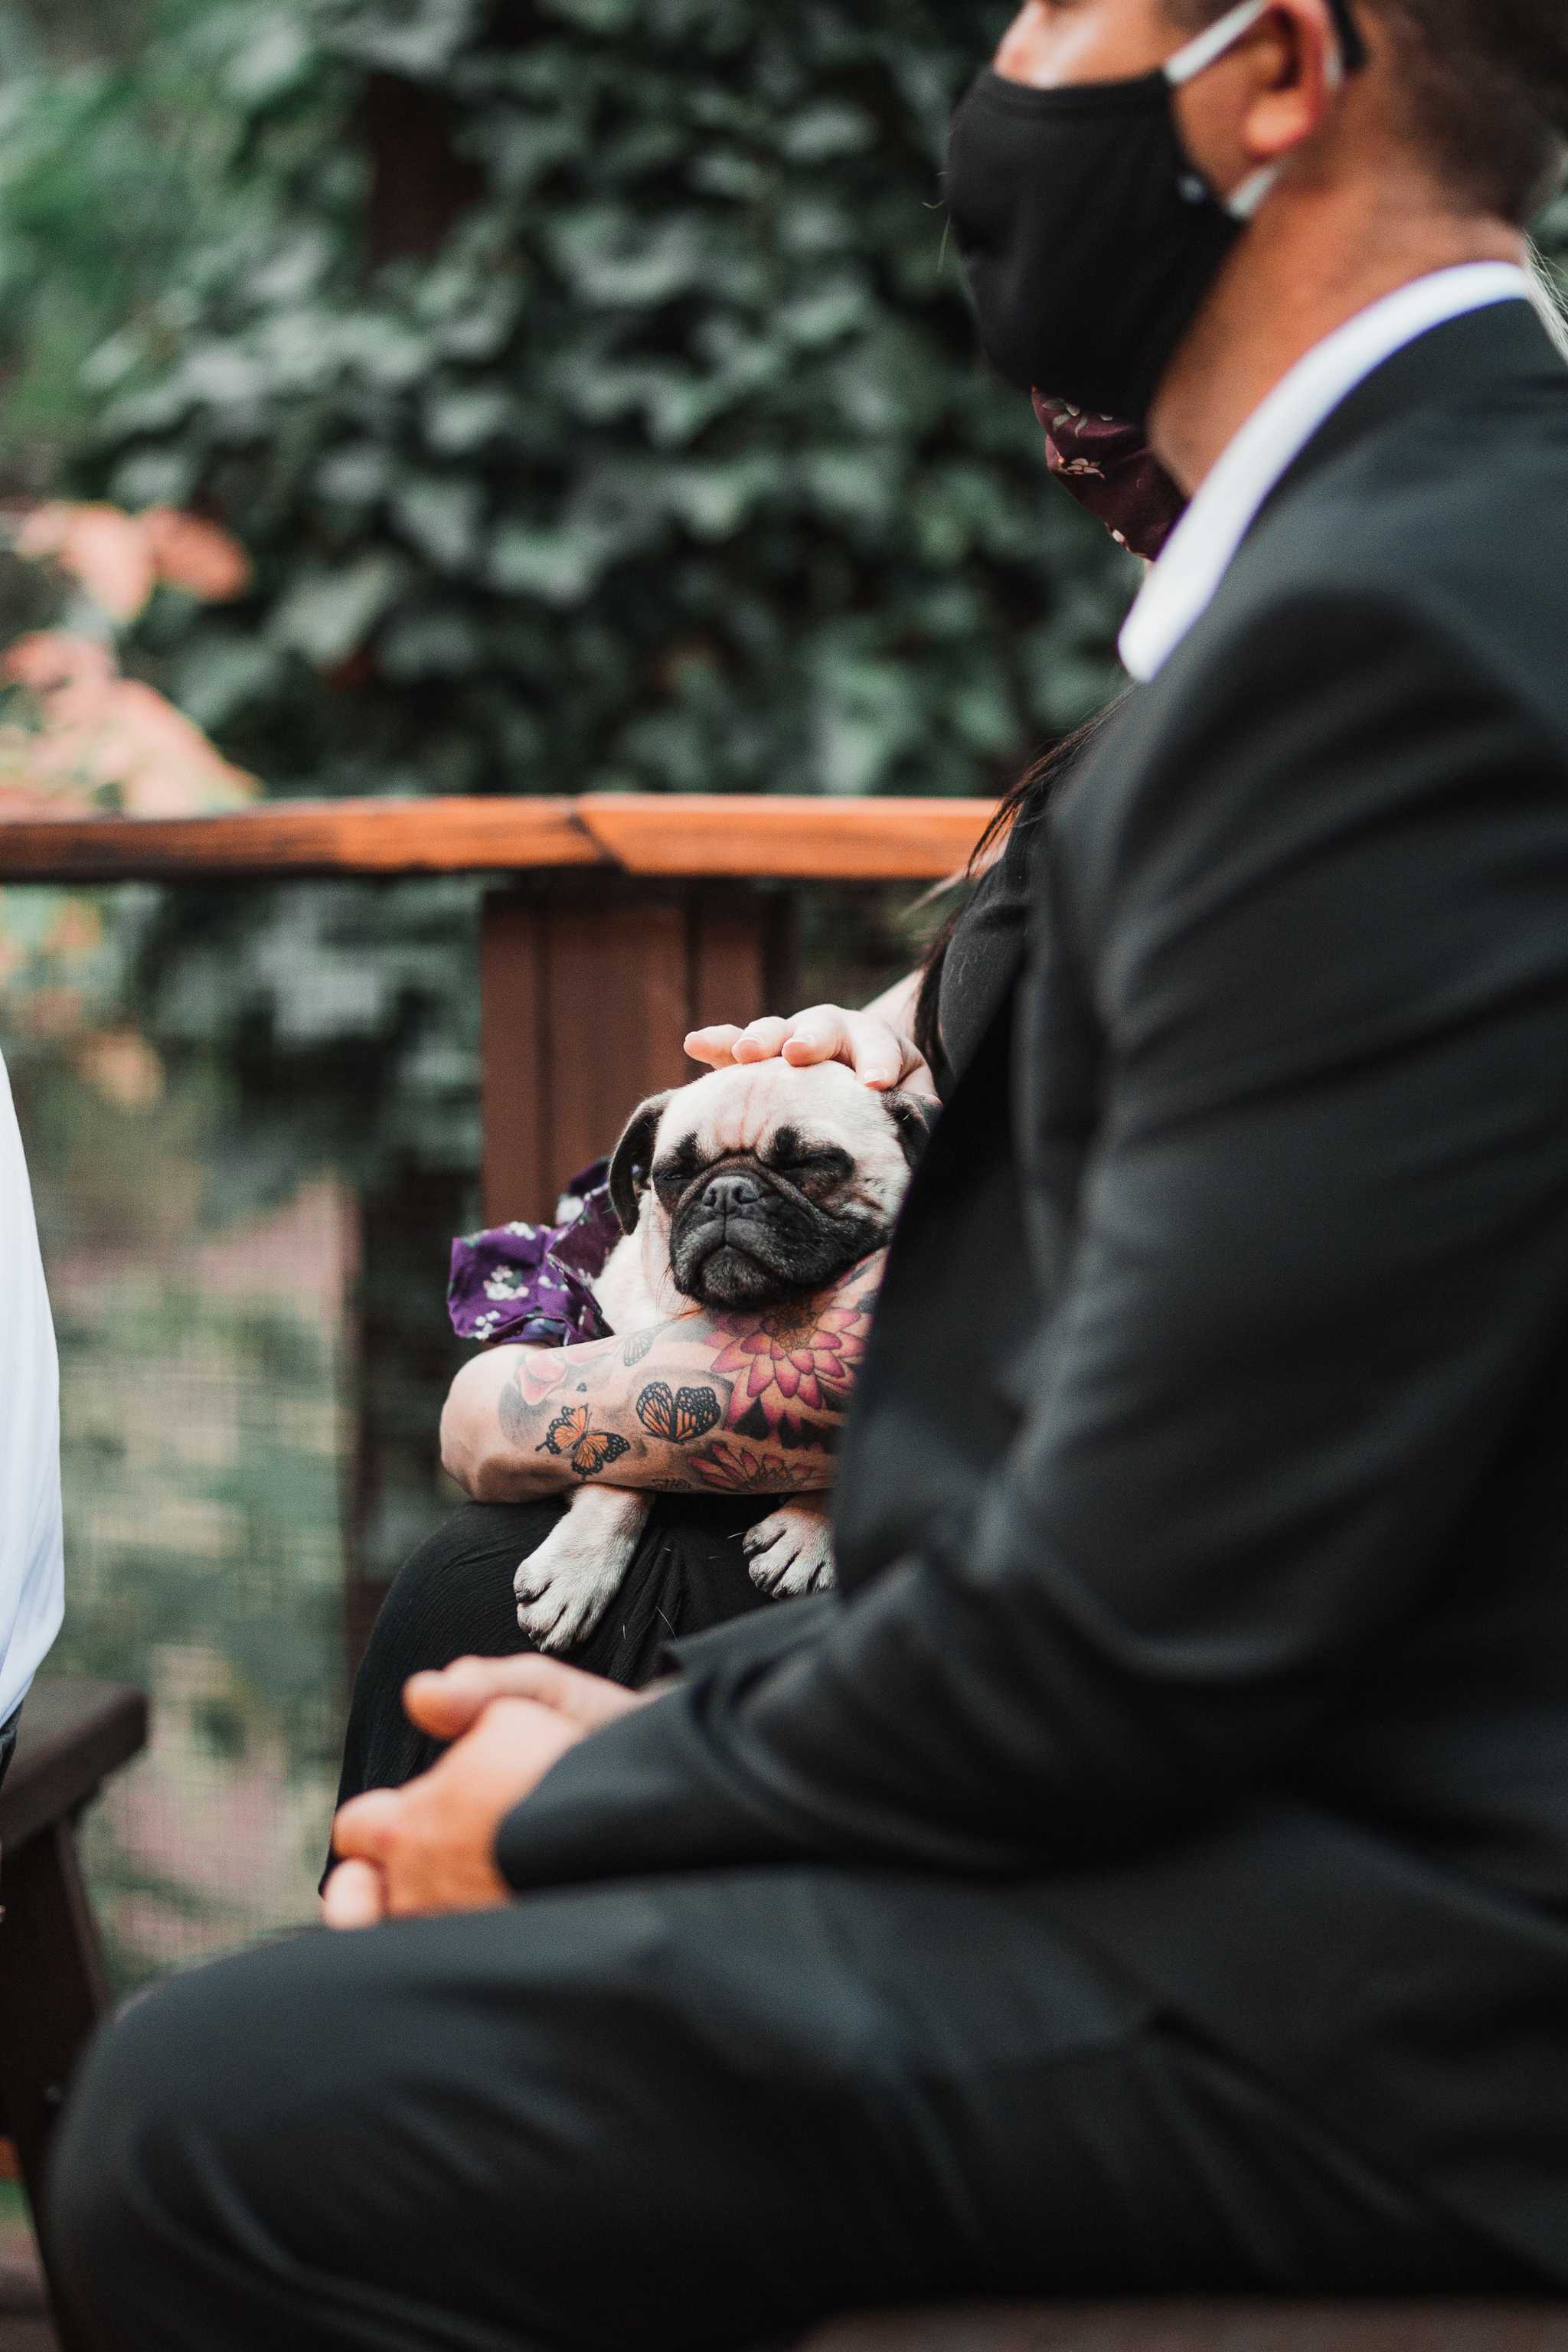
[481,895,553,1229]
[688,898,787,1037]
[544,895,693,1201]
[482,881,797,1220]
[482,885,710,1223]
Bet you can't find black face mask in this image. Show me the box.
[946,0,1364,429]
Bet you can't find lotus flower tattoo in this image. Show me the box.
[711,1299,867,1427]
[689,1439,795,1494]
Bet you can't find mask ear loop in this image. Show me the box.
[1163,0,1277,89]
[1165,0,1361,223]
[1165,0,1364,87]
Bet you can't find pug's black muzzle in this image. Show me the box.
[670,1160,885,1309]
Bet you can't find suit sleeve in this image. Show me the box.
[498,590,1568,1891]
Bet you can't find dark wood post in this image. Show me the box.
[481,876,796,1222]
[0,1678,147,2352]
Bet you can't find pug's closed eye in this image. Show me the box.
[652,1138,705,1209]
[766,1129,853,1184]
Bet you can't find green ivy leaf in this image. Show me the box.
[270,550,412,664]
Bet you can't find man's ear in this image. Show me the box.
[884,1087,938,1171]
[609,1093,673,1236]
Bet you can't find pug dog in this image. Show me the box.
[513,1057,933,1654]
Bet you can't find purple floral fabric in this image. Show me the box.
[448,1161,622,1349]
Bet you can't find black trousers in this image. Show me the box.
[50,1863,1521,2352]
[0,1703,18,1797]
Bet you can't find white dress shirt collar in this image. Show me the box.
[1119,263,1535,684]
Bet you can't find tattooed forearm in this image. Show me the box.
[458,1252,888,1501]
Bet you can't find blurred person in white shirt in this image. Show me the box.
[0,1047,63,1794]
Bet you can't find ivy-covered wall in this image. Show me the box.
[0,0,293,494]
[93,0,1136,806]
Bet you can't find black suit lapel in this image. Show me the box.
[1252,296,1557,540]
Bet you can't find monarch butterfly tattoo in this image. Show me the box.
[636,1381,724,1446]
[537,1404,633,1479]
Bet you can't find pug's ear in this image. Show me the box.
[883,1087,938,1171]
[609,1093,674,1237]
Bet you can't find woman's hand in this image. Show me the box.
[685,1001,933,1096]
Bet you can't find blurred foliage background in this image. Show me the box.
[5,0,1565,1972]
[24,0,1133,799]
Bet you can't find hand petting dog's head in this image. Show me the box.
[609,1060,933,1312]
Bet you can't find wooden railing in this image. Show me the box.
[0,795,991,885]
[0,796,995,1217]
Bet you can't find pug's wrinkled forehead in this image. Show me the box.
[608,1057,933,1240]
[665,1059,901,1162]
[662,1060,920,1189]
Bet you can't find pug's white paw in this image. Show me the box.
[514,1527,623,1655]
[742,1507,836,1599]
[514,1488,651,1655]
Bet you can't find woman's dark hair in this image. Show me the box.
[911,705,1119,1081]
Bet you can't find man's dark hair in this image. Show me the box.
[1175,0,1568,223]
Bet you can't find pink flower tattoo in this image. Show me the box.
[711,1298,868,1437]
[689,1439,795,1494]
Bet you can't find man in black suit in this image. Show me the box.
[51,2,1568,2344]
